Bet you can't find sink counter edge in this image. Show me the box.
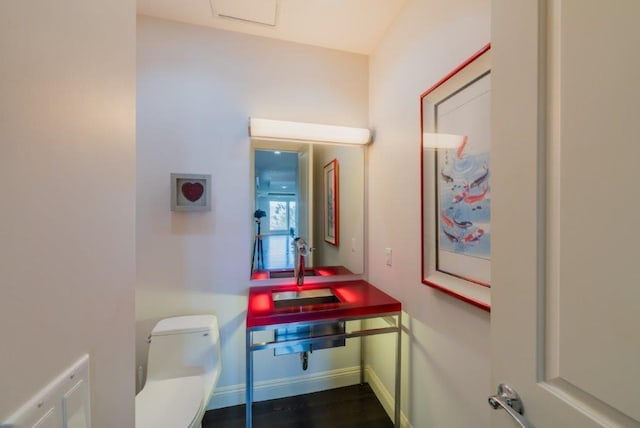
[246,280,402,329]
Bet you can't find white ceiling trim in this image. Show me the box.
[137,0,407,55]
[211,0,278,27]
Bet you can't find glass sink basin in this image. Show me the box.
[272,288,341,308]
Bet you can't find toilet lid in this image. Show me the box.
[136,376,204,428]
[151,315,217,336]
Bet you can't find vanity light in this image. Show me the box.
[422,132,467,149]
[249,117,371,145]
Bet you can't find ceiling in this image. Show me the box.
[255,149,299,196]
[137,0,407,55]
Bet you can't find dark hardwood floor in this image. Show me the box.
[202,383,393,428]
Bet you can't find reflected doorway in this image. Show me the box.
[254,149,310,270]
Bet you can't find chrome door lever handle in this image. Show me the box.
[488,383,534,428]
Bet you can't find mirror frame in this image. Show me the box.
[420,44,492,311]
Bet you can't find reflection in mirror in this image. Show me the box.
[250,140,364,280]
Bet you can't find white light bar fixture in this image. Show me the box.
[422,133,467,149]
[249,118,371,145]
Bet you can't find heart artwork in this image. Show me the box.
[181,182,204,202]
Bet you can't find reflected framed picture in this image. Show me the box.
[323,159,339,246]
[170,173,211,211]
[420,44,491,311]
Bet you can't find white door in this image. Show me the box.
[491,1,640,427]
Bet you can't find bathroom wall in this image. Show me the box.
[367,0,492,427]
[0,0,136,426]
[136,16,369,402]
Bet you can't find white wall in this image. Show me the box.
[136,16,369,401]
[367,0,491,427]
[0,1,136,426]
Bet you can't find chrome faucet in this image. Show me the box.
[293,237,309,286]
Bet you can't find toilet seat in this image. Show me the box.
[136,376,205,428]
[152,315,217,336]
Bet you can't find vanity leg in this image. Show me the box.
[246,330,253,428]
[394,313,402,427]
[360,334,366,385]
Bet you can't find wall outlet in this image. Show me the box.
[385,248,392,266]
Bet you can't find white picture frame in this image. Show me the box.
[170,173,211,211]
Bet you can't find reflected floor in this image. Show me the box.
[252,234,294,270]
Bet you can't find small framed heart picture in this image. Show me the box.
[170,173,211,211]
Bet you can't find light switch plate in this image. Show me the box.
[385,248,392,266]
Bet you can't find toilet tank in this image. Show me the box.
[146,315,220,381]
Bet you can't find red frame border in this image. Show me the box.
[419,43,491,312]
[323,158,339,246]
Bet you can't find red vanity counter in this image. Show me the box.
[246,279,402,328]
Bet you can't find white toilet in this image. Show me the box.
[136,315,221,428]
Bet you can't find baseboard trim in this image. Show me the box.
[208,364,411,427]
[207,366,361,410]
[365,365,411,428]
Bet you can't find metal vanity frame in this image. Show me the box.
[245,311,402,427]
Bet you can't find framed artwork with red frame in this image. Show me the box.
[323,159,339,246]
[420,44,492,311]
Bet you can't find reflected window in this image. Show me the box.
[269,200,296,234]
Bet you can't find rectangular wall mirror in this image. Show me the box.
[250,140,364,281]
